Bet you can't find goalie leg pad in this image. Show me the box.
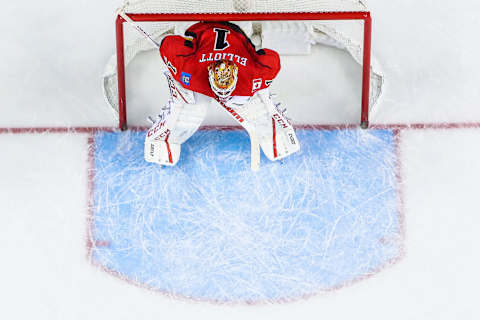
[144,138,181,166]
[258,89,300,160]
[262,116,300,161]
[145,92,208,165]
[225,89,300,161]
[168,93,208,145]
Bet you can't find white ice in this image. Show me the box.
[1,0,480,319]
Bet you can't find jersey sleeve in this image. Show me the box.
[256,49,281,81]
[254,48,281,91]
[159,35,195,77]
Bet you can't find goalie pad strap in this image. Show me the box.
[272,118,278,159]
[165,133,173,164]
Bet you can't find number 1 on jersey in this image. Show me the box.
[214,28,230,50]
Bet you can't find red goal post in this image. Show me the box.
[106,1,382,130]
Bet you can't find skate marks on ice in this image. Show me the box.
[88,128,402,304]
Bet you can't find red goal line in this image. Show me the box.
[1,122,480,135]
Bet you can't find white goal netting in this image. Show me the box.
[102,0,384,125]
[121,0,368,13]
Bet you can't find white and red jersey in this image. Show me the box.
[159,22,281,99]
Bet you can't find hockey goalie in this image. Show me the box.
[144,21,300,170]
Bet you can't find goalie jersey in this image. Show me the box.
[159,22,281,98]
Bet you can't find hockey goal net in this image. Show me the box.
[103,0,383,130]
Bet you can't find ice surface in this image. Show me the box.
[90,129,401,303]
[1,0,480,318]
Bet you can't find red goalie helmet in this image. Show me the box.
[207,60,238,100]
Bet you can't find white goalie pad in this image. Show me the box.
[144,139,181,166]
[257,90,300,160]
[145,97,207,164]
[224,89,300,161]
[145,76,208,165]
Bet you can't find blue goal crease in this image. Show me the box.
[90,128,401,302]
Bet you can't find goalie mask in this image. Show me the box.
[207,60,238,100]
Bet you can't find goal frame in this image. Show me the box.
[115,11,372,130]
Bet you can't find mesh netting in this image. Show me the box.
[122,0,368,14]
